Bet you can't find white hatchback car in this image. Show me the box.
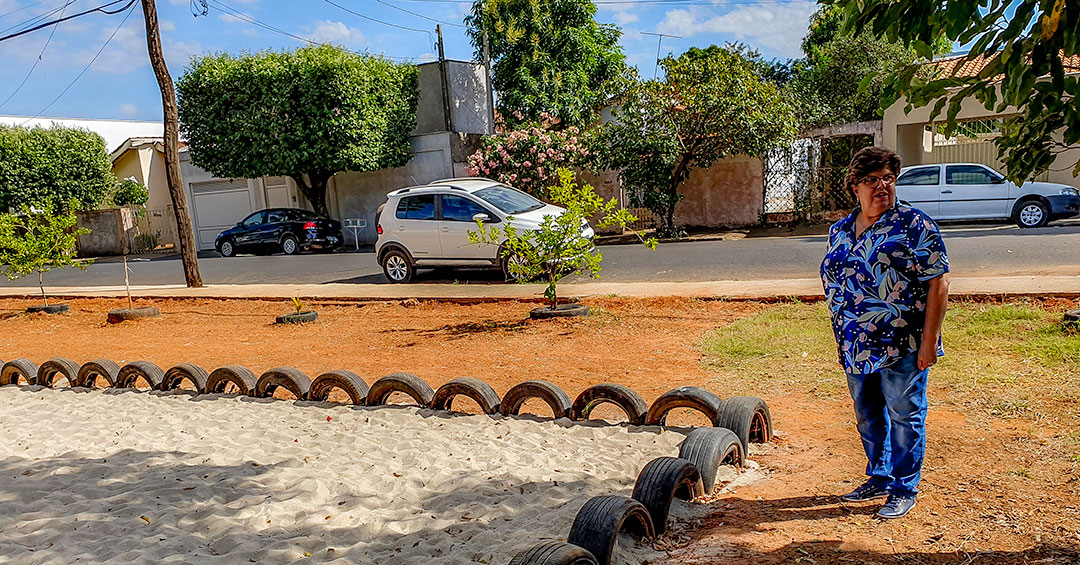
[895,163,1080,228]
[375,177,595,283]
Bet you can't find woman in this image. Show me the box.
[821,147,950,519]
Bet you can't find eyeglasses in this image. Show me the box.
[857,174,897,187]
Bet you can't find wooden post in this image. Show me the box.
[437,25,453,133]
[140,0,203,288]
[482,27,495,134]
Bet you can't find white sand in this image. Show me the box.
[0,387,730,564]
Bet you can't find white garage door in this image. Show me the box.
[191,180,254,250]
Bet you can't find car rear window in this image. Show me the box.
[266,210,288,223]
[897,167,939,186]
[290,210,317,221]
[396,195,436,220]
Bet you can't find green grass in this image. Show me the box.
[699,300,1080,420]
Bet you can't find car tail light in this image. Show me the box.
[303,221,317,230]
[376,224,383,235]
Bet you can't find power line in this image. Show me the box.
[0,1,75,110]
[0,1,71,36]
[370,0,465,29]
[207,0,317,45]
[321,0,431,35]
[20,2,137,124]
[0,0,51,20]
[0,0,136,44]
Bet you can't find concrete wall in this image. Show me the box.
[327,132,457,246]
[76,208,134,257]
[414,60,491,136]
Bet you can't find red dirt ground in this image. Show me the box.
[1,296,1078,564]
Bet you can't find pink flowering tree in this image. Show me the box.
[465,120,593,198]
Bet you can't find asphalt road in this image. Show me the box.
[3,219,1079,288]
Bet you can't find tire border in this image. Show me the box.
[499,380,573,419]
[571,383,648,425]
[430,377,502,414]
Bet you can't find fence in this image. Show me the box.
[763,135,872,224]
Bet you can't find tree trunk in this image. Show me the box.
[141,0,202,288]
[664,153,691,236]
[38,271,47,306]
[289,173,333,217]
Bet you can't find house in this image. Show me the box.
[882,53,1080,185]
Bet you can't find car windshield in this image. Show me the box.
[473,185,544,215]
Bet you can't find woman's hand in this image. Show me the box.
[917,341,938,371]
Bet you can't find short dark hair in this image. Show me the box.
[846,146,901,191]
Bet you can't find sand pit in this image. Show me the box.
[0,386,733,564]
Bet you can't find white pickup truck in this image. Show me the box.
[896,163,1080,228]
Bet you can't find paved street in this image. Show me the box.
[2,219,1078,288]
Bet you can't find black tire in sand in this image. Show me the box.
[571,383,648,425]
[309,370,369,405]
[206,365,258,395]
[76,359,120,388]
[715,396,773,454]
[430,377,501,414]
[499,380,573,419]
[1,359,39,386]
[37,357,80,388]
[254,367,312,400]
[117,361,165,390]
[631,457,705,535]
[366,372,434,407]
[567,495,654,565]
[678,427,744,493]
[162,363,210,393]
[644,386,723,427]
[508,541,598,565]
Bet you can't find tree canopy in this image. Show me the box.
[598,46,797,236]
[177,44,419,216]
[465,0,626,130]
[828,0,1080,181]
[0,200,90,305]
[0,125,114,212]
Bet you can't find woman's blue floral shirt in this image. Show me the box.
[821,203,949,376]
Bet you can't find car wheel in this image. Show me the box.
[1016,200,1049,228]
[501,250,528,282]
[219,240,236,257]
[382,249,414,283]
[280,234,300,255]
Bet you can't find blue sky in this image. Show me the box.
[0,0,820,121]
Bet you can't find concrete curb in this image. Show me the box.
[1,276,1078,303]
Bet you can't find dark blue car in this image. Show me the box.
[215,208,343,257]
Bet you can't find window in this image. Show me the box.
[289,210,317,221]
[242,212,265,226]
[897,167,940,186]
[265,210,287,223]
[396,194,436,220]
[946,165,1000,185]
[440,195,490,222]
[474,185,544,215]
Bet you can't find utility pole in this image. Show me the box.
[140,0,202,287]
[641,32,681,80]
[436,24,454,134]
[482,27,495,134]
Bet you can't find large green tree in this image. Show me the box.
[828,0,1079,181]
[465,0,626,130]
[597,46,797,237]
[177,44,419,217]
[787,7,919,130]
[0,125,114,211]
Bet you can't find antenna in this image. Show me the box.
[641,32,682,80]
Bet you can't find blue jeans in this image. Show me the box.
[845,351,928,497]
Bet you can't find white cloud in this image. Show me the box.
[656,4,817,58]
[218,12,244,24]
[160,20,177,33]
[119,103,138,116]
[612,10,639,26]
[417,52,437,64]
[305,20,366,47]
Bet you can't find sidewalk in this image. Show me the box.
[1,275,1078,302]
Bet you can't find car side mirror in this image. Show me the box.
[472,213,490,222]
[993,177,1006,184]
